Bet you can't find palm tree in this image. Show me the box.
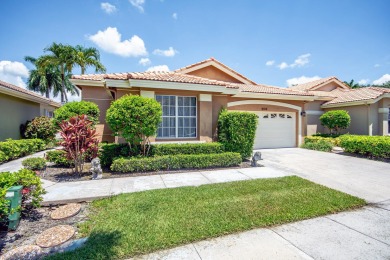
[74,45,106,74]
[37,43,79,103]
[24,56,63,99]
[343,79,360,89]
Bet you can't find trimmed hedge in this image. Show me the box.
[22,157,46,170]
[339,135,390,158]
[0,139,46,164]
[304,136,341,147]
[53,101,100,127]
[111,152,242,173]
[99,142,226,167]
[217,110,258,159]
[46,150,73,167]
[153,143,224,156]
[301,139,333,152]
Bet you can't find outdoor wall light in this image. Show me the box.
[300,111,306,117]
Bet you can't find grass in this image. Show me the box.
[47,176,365,260]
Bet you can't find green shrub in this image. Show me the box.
[0,188,9,221]
[0,139,46,164]
[24,116,57,141]
[301,139,333,152]
[152,143,225,156]
[339,135,390,158]
[217,109,258,159]
[53,101,100,127]
[99,143,137,167]
[22,157,46,170]
[46,150,73,167]
[0,169,46,210]
[111,152,242,173]
[106,95,162,156]
[305,136,341,146]
[320,110,351,134]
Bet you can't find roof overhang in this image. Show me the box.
[70,79,105,87]
[0,85,60,107]
[129,79,239,94]
[233,92,316,101]
[321,93,390,108]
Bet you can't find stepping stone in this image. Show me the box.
[0,245,42,260]
[50,203,81,220]
[36,225,75,248]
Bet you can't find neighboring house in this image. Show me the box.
[0,80,61,141]
[71,58,390,149]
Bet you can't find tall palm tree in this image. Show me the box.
[74,45,106,74]
[37,43,79,103]
[343,79,360,89]
[24,56,63,99]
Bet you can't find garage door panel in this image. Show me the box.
[254,112,296,149]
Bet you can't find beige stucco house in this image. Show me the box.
[70,58,390,149]
[0,80,61,141]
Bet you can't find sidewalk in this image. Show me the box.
[132,201,390,259]
[42,167,290,204]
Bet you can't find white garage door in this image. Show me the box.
[254,112,296,149]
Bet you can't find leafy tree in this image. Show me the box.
[343,79,361,89]
[53,101,100,127]
[74,45,106,74]
[37,43,79,103]
[59,115,99,173]
[106,95,162,156]
[320,110,351,134]
[24,56,63,99]
[24,116,57,141]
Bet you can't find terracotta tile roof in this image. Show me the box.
[287,76,348,91]
[227,83,315,96]
[174,57,257,84]
[0,80,61,106]
[323,87,390,105]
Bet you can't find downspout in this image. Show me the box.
[366,102,372,136]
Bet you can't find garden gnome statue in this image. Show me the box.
[251,151,262,167]
[90,158,102,180]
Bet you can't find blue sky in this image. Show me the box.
[0,0,389,101]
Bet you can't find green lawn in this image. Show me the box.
[48,176,365,260]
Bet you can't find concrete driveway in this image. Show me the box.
[258,148,390,203]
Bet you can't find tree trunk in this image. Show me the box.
[45,88,50,98]
[61,66,65,103]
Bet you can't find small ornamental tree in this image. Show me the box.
[59,115,99,173]
[54,101,100,127]
[106,95,162,156]
[320,110,351,134]
[24,116,57,141]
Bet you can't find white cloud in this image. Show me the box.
[88,27,148,57]
[129,0,145,13]
[358,79,369,85]
[101,2,117,14]
[265,60,275,66]
[153,47,177,57]
[146,65,170,72]
[139,58,151,66]
[286,76,321,87]
[0,60,29,88]
[278,62,289,70]
[374,64,380,68]
[172,13,178,19]
[277,53,311,70]
[373,74,390,85]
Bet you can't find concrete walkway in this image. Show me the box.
[0,149,56,189]
[133,201,390,259]
[42,167,290,204]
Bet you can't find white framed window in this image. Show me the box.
[156,95,197,138]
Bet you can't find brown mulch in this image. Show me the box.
[0,204,88,256]
[40,161,252,183]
